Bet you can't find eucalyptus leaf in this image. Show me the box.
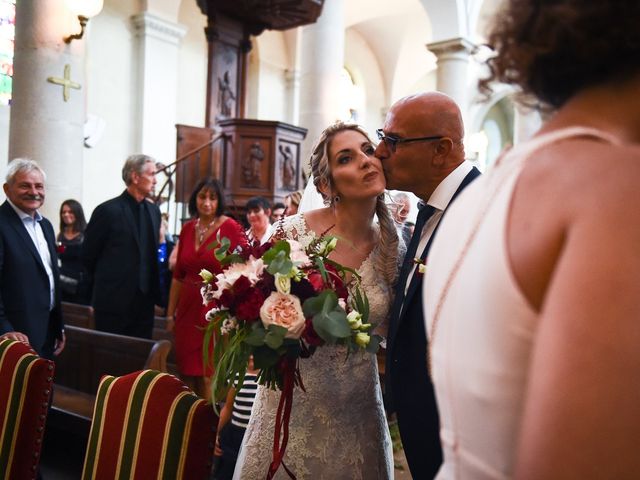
[264,324,287,349]
[244,324,267,346]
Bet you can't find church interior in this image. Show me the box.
[0,0,547,478]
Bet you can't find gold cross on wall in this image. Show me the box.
[47,64,81,102]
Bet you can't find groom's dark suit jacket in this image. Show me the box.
[386,166,480,479]
[0,201,63,358]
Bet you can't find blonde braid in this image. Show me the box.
[375,193,400,285]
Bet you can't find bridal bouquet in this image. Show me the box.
[200,233,381,477]
[200,234,380,396]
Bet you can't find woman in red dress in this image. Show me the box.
[167,178,248,399]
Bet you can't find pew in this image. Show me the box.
[61,301,95,329]
[49,325,171,437]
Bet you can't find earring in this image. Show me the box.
[333,194,341,204]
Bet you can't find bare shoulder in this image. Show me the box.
[516,138,640,222]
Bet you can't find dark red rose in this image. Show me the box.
[302,319,324,347]
[291,278,315,302]
[56,243,66,254]
[326,266,348,299]
[233,275,251,296]
[256,274,275,295]
[235,288,265,322]
[219,288,234,308]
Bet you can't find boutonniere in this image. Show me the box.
[413,257,426,275]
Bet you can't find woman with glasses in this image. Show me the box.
[425,1,640,478]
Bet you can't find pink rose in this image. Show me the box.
[259,292,305,339]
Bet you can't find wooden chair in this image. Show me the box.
[61,301,95,329]
[0,339,55,480]
[82,369,217,480]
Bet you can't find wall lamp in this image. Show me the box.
[64,0,104,43]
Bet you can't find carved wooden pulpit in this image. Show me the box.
[217,119,307,209]
[173,0,324,209]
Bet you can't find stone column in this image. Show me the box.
[427,37,475,121]
[298,0,345,169]
[514,104,543,144]
[131,12,186,165]
[9,0,86,220]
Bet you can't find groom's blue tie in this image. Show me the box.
[392,203,436,316]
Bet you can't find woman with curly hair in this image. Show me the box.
[424,1,640,478]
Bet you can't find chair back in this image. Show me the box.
[0,339,55,480]
[82,369,216,480]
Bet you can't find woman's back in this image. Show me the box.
[425,124,640,478]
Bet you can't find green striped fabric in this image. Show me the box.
[81,369,216,480]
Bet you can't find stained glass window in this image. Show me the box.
[0,0,15,106]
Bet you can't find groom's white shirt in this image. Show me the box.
[403,160,475,295]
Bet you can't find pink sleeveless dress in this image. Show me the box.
[424,127,620,479]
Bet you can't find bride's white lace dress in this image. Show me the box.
[233,214,394,480]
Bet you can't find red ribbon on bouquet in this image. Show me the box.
[266,357,304,480]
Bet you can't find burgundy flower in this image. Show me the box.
[233,275,251,296]
[56,243,66,254]
[235,288,265,322]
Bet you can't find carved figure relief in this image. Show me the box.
[279,144,296,190]
[217,71,236,118]
[242,142,265,187]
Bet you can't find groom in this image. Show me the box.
[375,92,480,479]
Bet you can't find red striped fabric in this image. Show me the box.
[82,370,217,480]
[0,339,55,480]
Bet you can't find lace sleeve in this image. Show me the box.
[277,214,317,248]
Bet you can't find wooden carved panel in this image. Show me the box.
[238,136,271,191]
[277,141,299,191]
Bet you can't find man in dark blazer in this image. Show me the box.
[82,154,160,339]
[0,158,65,359]
[375,92,481,479]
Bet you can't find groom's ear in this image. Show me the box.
[432,139,453,167]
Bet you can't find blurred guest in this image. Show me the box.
[166,178,247,398]
[425,1,640,478]
[83,154,160,339]
[390,192,413,246]
[271,202,285,223]
[284,190,302,217]
[156,213,175,312]
[0,158,65,358]
[245,196,271,245]
[57,199,90,304]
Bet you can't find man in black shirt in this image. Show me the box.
[82,154,161,338]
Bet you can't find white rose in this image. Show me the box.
[274,273,291,294]
[259,292,306,339]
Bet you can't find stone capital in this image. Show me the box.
[131,12,187,45]
[427,37,476,61]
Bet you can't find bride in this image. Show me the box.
[233,122,399,479]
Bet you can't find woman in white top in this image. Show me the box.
[424,1,640,479]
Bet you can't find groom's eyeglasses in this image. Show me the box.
[376,129,444,153]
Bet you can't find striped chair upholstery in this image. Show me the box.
[82,369,217,480]
[0,339,55,480]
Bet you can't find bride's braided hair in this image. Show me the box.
[309,121,399,285]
